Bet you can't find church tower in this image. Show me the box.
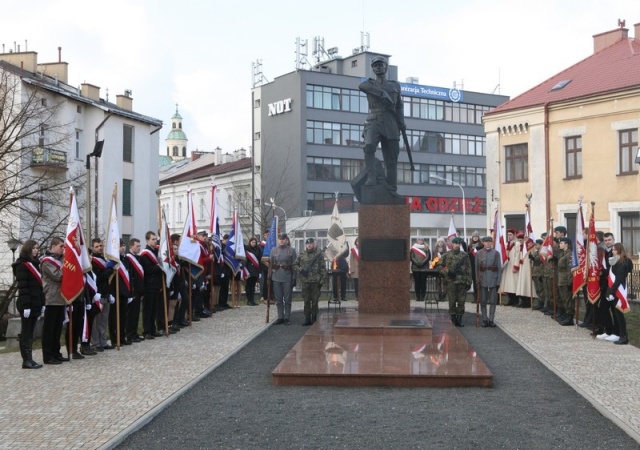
[165,105,188,160]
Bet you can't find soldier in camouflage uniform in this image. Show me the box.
[294,238,327,326]
[439,237,472,327]
[530,239,545,310]
[540,233,556,316]
[556,237,574,325]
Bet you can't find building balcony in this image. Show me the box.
[30,147,68,170]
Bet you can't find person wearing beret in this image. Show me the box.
[294,238,326,326]
[556,237,574,325]
[439,237,472,327]
[540,232,555,316]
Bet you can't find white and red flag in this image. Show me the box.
[446,214,458,250]
[178,189,204,278]
[105,184,130,292]
[209,185,223,264]
[159,208,177,287]
[608,266,630,313]
[523,203,536,254]
[493,208,507,264]
[61,188,91,303]
[572,200,586,297]
[586,206,602,303]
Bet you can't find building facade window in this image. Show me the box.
[565,136,582,179]
[505,143,528,183]
[620,212,640,257]
[402,97,491,124]
[122,179,133,216]
[401,130,485,156]
[75,130,81,160]
[307,192,358,214]
[307,157,363,181]
[306,85,368,113]
[173,146,179,156]
[182,147,186,157]
[39,125,46,147]
[619,129,638,175]
[199,198,205,220]
[306,120,364,146]
[123,124,133,162]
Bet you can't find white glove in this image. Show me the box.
[86,304,92,310]
[93,293,102,302]
[127,297,133,304]
[192,284,196,289]
[177,293,182,300]
[23,309,31,318]
[199,284,206,291]
[608,295,615,301]
[41,306,46,315]
[109,295,115,304]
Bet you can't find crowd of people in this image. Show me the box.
[408,227,634,343]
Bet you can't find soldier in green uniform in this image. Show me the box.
[294,238,327,326]
[540,232,555,316]
[439,237,472,327]
[556,237,574,325]
[530,239,545,310]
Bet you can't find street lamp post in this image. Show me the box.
[430,174,467,241]
[6,238,20,263]
[267,198,287,232]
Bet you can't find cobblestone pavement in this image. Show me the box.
[1,299,639,449]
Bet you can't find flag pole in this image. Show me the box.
[590,201,597,333]
[67,188,74,359]
[161,273,169,336]
[113,185,122,351]
[266,262,272,323]
[527,197,534,311]
[550,217,557,321]
[188,266,193,325]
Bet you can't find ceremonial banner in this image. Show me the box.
[159,208,177,287]
[178,189,204,278]
[586,206,601,303]
[61,189,91,303]
[209,185,223,264]
[523,203,536,253]
[325,201,348,261]
[572,200,586,296]
[493,208,507,264]
[446,214,458,249]
[261,216,278,259]
[224,209,245,276]
[105,184,130,292]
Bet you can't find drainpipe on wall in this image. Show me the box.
[544,102,551,230]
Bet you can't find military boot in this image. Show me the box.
[456,314,465,327]
[450,314,457,325]
[22,337,42,369]
[302,315,312,326]
[560,315,574,326]
[311,313,317,324]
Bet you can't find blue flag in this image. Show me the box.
[262,216,278,259]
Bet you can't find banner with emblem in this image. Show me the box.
[61,188,92,304]
[325,200,348,261]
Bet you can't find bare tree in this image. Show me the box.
[0,66,83,316]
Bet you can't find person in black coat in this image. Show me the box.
[331,248,349,302]
[11,239,45,369]
[244,237,262,306]
[605,243,633,345]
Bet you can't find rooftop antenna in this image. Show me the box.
[492,68,501,94]
[295,37,311,70]
[618,19,626,28]
[251,59,269,88]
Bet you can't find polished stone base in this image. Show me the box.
[272,309,493,388]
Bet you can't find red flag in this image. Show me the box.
[572,201,586,296]
[61,190,92,303]
[493,209,507,264]
[446,214,458,250]
[586,207,601,303]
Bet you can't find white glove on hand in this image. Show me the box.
[177,293,182,300]
[127,297,133,304]
[199,284,206,292]
[109,295,115,304]
[41,306,46,315]
[93,293,102,302]
[23,309,31,318]
[192,284,196,289]
[86,304,92,310]
[608,295,615,301]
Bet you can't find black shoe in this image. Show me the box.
[80,347,97,356]
[247,301,258,306]
[55,355,70,362]
[170,325,181,333]
[144,334,155,340]
[168,328,177,334]
[214,306,226,312]
[481,320,489,328]
[191,316,201,322]
[614,337,629,345]
[136,335,145,340]
[152,332,162,337]
[92,346,104,352]
[223,304,233,310]
[130,336,142,343]
[23,360,43,369]
[102,345,115,350]
[72,352,85,360]
[44,359,62,365]
[489,321,496,328]
[178,320,190,327]
[203,308,212,315]
[122,339,133,345]
[273,318,284,325]
[283,319,291,325]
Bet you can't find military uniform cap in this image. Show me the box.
[305,237,315,244]
[451,237,463,244]
[371,55,387,65]
[554,226,567,233]
[559,237,571,244]
[535,239,543,244]
[540,232,548,238]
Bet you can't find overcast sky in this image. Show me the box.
[2,0,638,155]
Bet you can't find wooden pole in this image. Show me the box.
[266,262,272,323]
[476,279,481,327]
[115,269,120,350]
[188,267,193,325]
[67,190,74,359]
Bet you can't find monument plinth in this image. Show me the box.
[358,200,410,314]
